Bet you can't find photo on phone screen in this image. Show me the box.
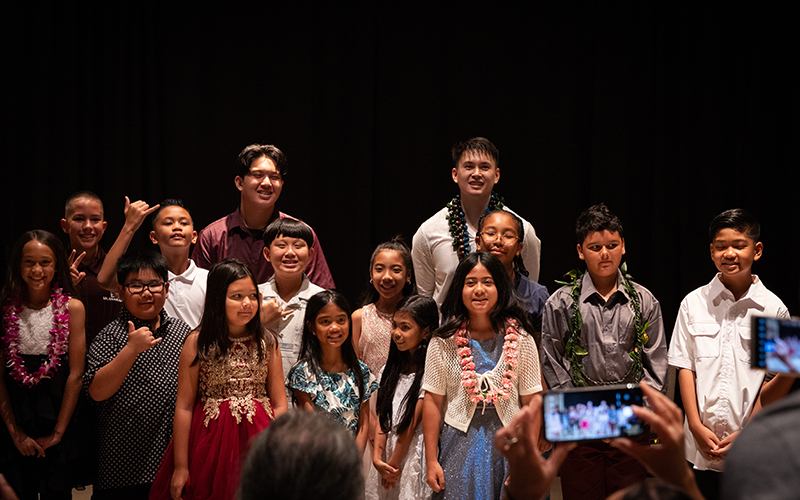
[752,316,800,376]
[543,384,644,442]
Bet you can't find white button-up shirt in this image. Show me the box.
[668,274,789,471]
[164,259,208,330]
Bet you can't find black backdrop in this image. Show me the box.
[3,3,799,336]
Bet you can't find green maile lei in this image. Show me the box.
[446,192,505,261]
[554,262,649,387]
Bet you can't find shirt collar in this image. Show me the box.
[120,308,169,337]
[710,273,766,308]
[78,246,107,274]
[168,259,197,283]
[232,205,282,238]
[580,270,629,304]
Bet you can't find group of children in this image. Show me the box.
[0,183,791,500]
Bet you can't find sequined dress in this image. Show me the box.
[150,335,273,500]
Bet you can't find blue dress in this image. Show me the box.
[434,334,507,500]
[288,360,379,434]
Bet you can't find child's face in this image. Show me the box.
[21,240,56,295]
[61,198,107,253]
[462,263,498,317]
[118,269,168,321]
[225,276,259,336]
[577,230,625,280]
[451,151,500,199]
[311,303,349,349]
[391,310,425,355]
[370,250,408,301]
[264,234,313,280]
[475,212,522,270]
[235,156,283,210]
[149,206,197,251]
[710,228,762,280]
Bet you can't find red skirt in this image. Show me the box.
[149,399,272,500]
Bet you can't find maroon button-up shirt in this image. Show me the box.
[192,207,335,289]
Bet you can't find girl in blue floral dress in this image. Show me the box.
[289,290,379,453]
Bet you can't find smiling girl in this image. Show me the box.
[422,252,542,500]
[289,290,379,453]
[149,258,286,500]
[0,230,86,497]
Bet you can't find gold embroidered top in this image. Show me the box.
[199,335,273,426]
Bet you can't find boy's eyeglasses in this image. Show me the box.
[478,231,519,245]
[123,281,167,294]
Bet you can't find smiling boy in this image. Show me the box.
[84,251,191,498]
[60,191,122,346]
[412,137,541,307]
[668,208,790,500]
[192,144,334,288]
[258,218,325,402]
[540,203,666,500]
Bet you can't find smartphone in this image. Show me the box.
[543,384,645,442]
[752,316,800,376]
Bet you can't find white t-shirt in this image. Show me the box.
[163,259,208,330]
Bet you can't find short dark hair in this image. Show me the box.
[238,410,363,500]
[236,143,288,178]
[451,137,499,168]
[65,190,104,218]
[116,251,168,286]
[262,218,314,248]
[150,199,192,228]
[575,203,624,244]
[708,208,760,243]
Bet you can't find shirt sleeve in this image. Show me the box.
[191,227,215,271]
[412,227,435,298]
[422,337,446,395]
[640,292,668,393]
[305,228,335,289]
[668,299,695,371]
[520,219,542,282]
[540,293,575,389]
[82,326,120,397]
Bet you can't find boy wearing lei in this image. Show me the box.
[411,137,542,307]
[540,203,667,500]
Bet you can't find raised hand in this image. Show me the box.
[260,297,284,325]
[68,249,86,285]
[127,321,162,354]
[123,196,160,232]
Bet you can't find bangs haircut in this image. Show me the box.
[1,230,78,305]
[451,137,499,167]
[116,251,169,285]
[575,203,624,244]
[65,190,104,218]
[437,252,534,338]
[194,258,273,365]
[263,218,314,248]
[708,208,761,243]
[236,143,288,178]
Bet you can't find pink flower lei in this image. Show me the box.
[457,318,520,405]
[2,286,70,387]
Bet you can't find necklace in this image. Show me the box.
[2,287,70,387]
[446,192,505,261]
[555,263,649,387]
[456,318,519,404]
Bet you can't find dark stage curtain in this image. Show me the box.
[3,3,798,330]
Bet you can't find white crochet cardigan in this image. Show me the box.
[421,328,542,432]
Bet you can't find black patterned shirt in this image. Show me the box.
[83,308,190,490]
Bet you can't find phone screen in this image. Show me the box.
[752,316,800,376]
[543,384,644,442]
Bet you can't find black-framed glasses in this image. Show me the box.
[123,281,166,294]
